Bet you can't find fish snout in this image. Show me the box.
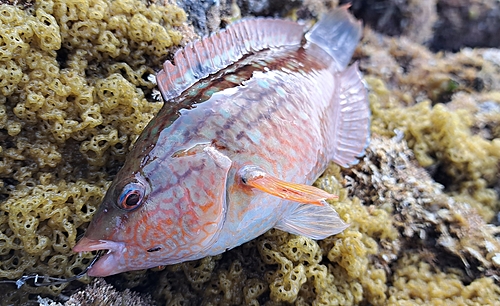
[73,237,124,252]
[73,237,127,277]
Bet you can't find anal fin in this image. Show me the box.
[238,165,337,205]
[275,200,349,240]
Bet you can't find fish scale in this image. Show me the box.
[73,7,371,277]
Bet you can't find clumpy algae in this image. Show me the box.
[2,0,500,305]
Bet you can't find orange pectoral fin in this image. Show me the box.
[238,165,338,205]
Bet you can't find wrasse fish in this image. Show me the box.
[73,6,370,277]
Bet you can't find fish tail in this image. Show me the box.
[329,62,370,167]
[305,6,369,167]
[305,5,362,72]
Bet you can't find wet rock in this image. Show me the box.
[342,0,438,44]
[430,0,500,51]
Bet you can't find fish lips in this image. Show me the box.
[73,237,127,277]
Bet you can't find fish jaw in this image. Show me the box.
[73,237,128,277]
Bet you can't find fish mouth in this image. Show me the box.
[73,237,127,277]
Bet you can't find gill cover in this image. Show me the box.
[158,143,233,255]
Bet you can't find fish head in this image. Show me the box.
[73,173,149,276]
[73,144,233,277]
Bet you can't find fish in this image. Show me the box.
[73,6,370,277]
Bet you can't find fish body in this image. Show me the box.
[73,7,370,277]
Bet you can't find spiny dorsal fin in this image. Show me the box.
[156,18,305,101]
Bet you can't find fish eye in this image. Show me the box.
[118,182,145,211]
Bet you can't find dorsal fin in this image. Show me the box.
[156,18,305,101]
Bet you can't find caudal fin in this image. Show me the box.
[330,63,370,167]
[305,6,362,72]
[306,7,369,167]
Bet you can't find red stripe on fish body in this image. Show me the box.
[73,7,370,276]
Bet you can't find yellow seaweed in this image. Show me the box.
[0,0,185,298]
